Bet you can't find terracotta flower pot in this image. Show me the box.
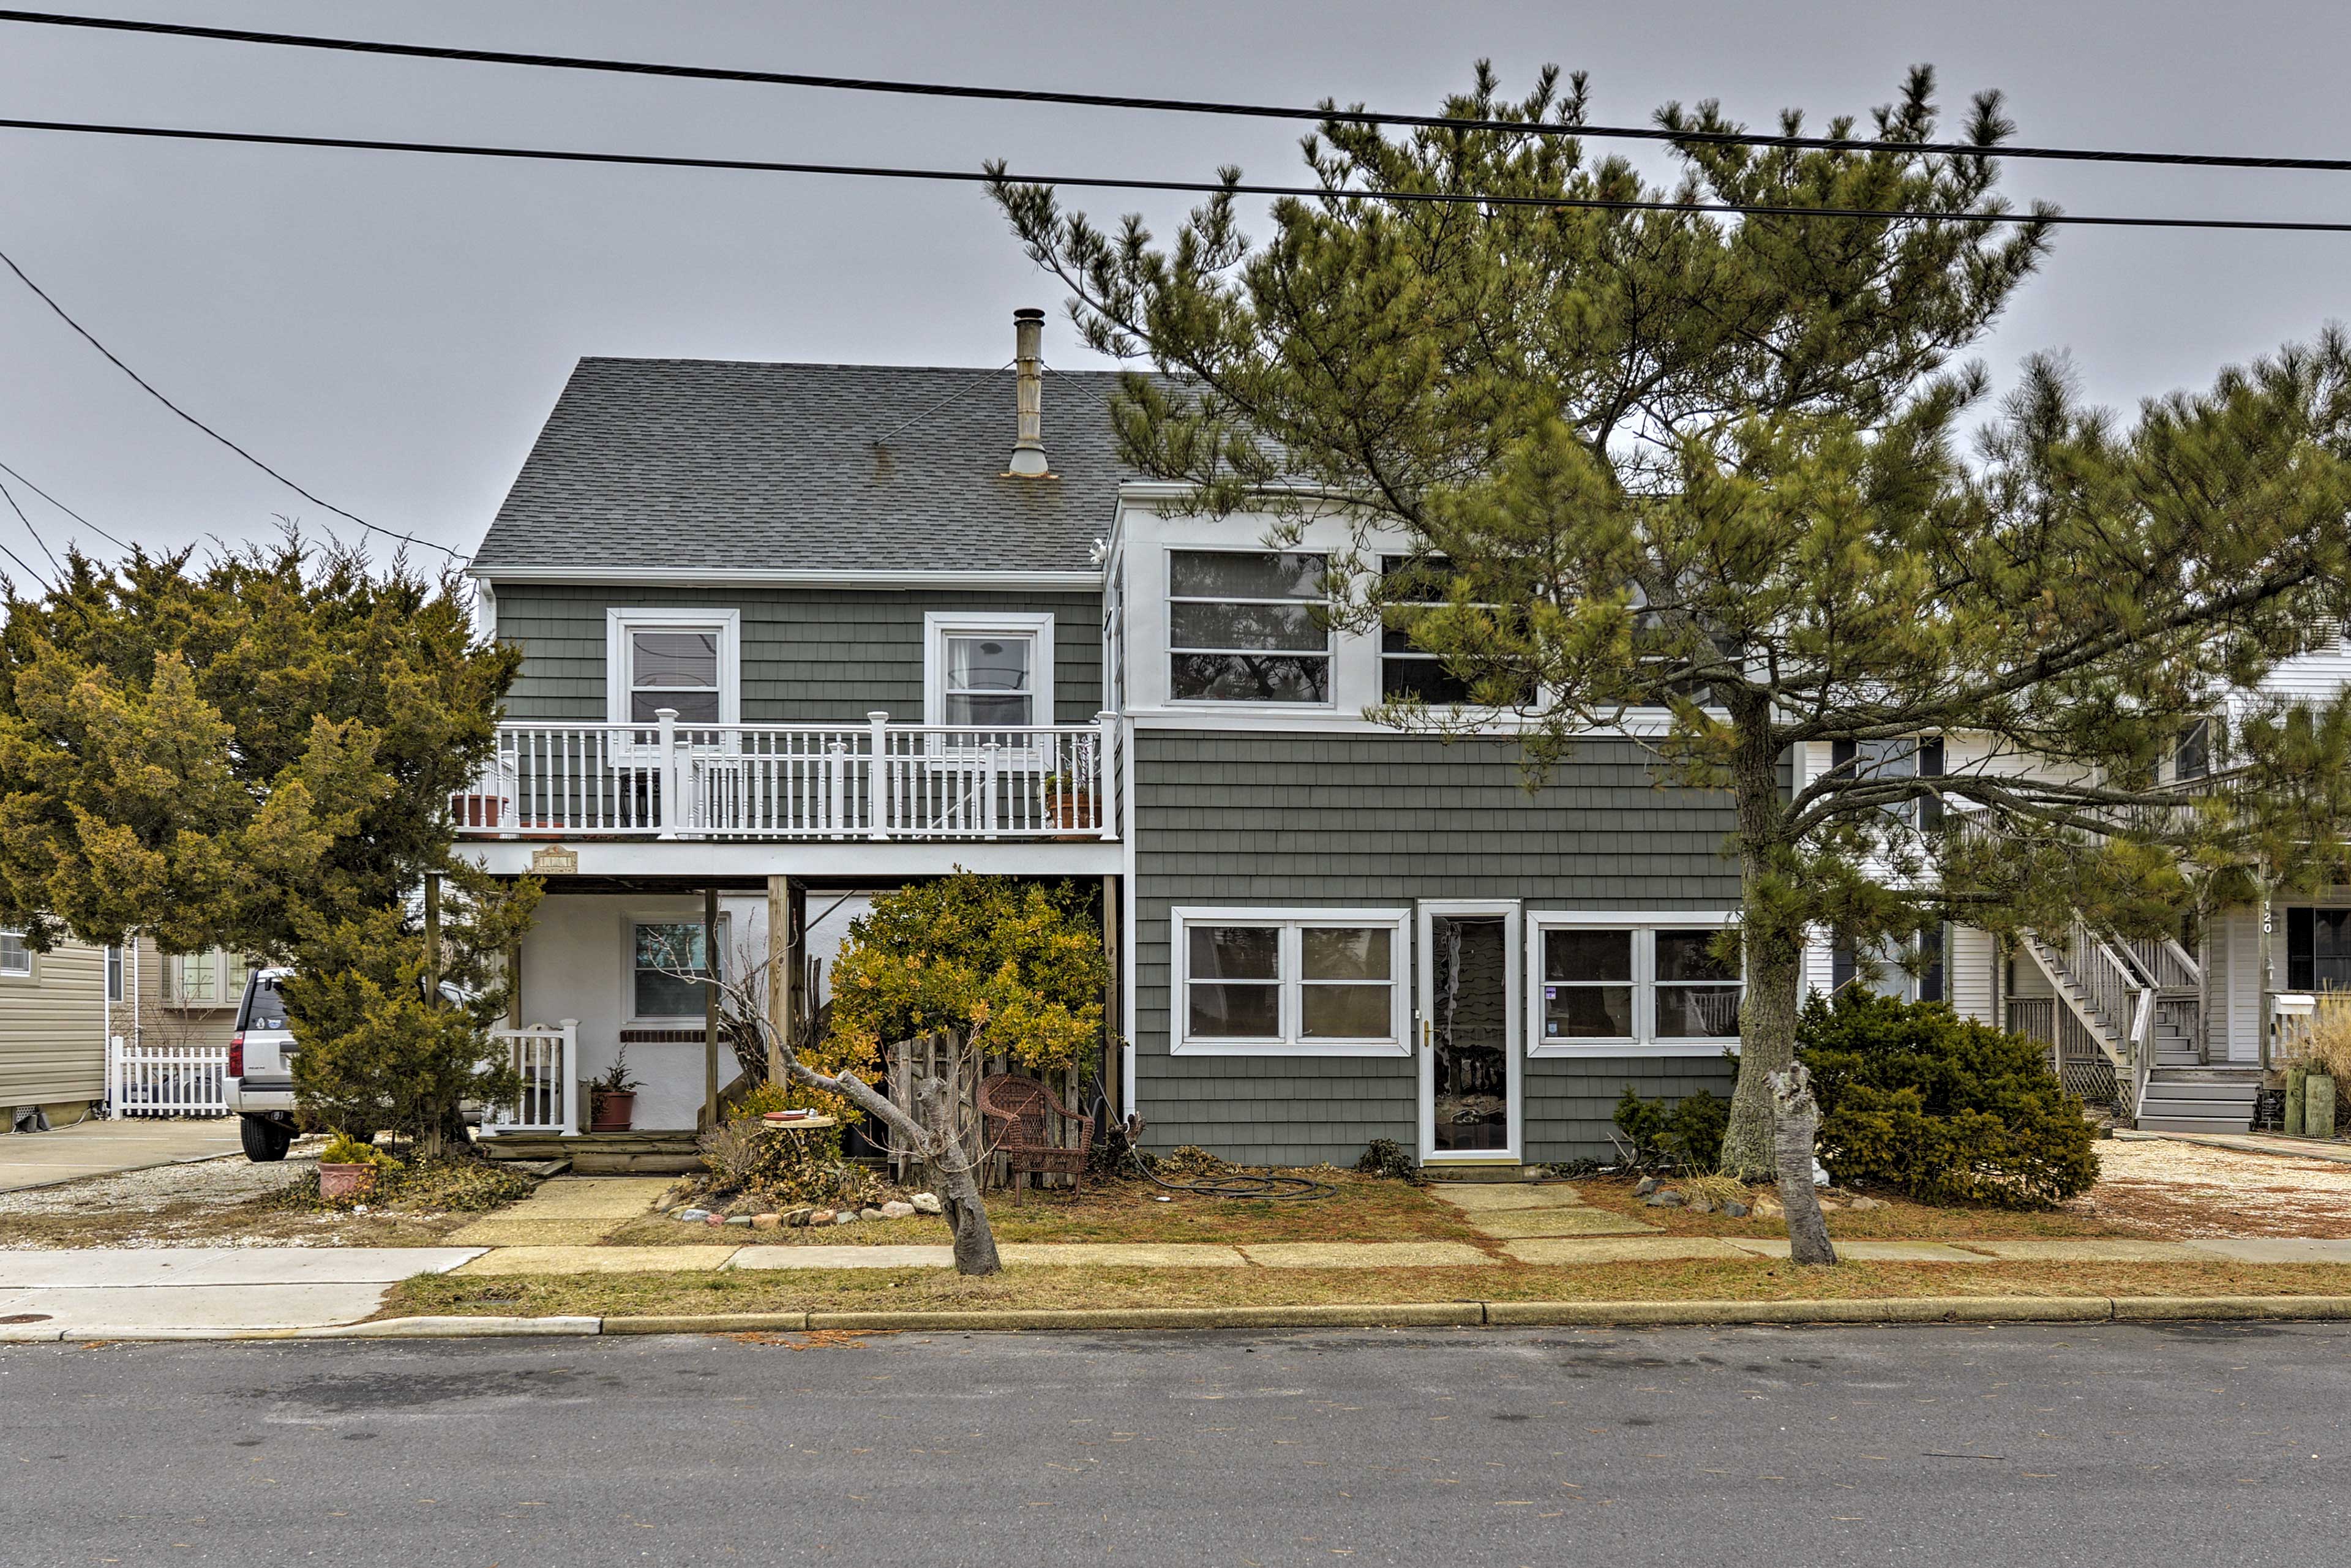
[1050,790,1097,841]
[590,1092,636,1133]
[318,1163,378,1202]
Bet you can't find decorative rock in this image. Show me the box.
[910,1192,943,1215]
[1722,1199,1749,1218]
[751,1213,784,1231]
[809,1209,836,1226]
[1645,1188,1687,1207]
[672,1207,713,1223]
[1685,1195,1715,1215]
[786,1207,816,1227]
[879,1200,917,1220]
[705,1212,729,1226]
[833,1210,858,1226]
[858,1207,884,1221]
[724,1214,754,1226]
[1633,1176,1659,1197]
[1751,1196,1784,1220]
[1849,1196,1888,1211]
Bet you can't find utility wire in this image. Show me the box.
[0,472,64,577]
[10,114,2351,234]
[0,244,467,562]
[0,457,134,553]
[867,360,1013,445]
[7,8,2351,178]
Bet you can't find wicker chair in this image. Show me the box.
[978,1073,1096,1193]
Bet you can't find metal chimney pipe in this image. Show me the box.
[1007,307,1050,477]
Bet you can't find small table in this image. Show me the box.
[759,1112,839,1133]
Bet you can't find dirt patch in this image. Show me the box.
[0,1140,518,1249]
[1574,1175,2120,1240]
[2064,1139,2351,1238]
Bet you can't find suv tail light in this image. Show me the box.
[227,1033,244,1078]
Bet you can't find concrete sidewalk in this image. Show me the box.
[0,1117,245,1192]
[0,1247,479,1338]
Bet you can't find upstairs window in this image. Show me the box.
[1831,926,1946,1003]
[606,609,740,727]
[1168,551,1330,703]
[1831,737,1944,826]
[106,944,123,1001]
[0,929,29,978]
[1380,555,1477,704]
[924,613,1055,733]
[2173,718,2211,782]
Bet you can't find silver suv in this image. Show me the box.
[227,966,299,1161]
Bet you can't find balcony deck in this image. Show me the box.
[453,715,1122,846]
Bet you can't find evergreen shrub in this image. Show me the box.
[1797,988,2099,1207]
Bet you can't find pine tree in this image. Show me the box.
[996,65,2351,1179]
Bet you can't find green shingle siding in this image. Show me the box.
[496,584,1104,724]
[1133,730,1743,1166]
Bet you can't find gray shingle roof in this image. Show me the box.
[473,358,1139,576]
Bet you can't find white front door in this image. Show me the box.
[1417,901,1521,1165]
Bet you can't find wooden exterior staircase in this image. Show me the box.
[2016,923,2255,1133]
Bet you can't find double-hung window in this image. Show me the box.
[923,612,1056,733]
[1830,736,1944,827]
[1531,916,1742,1052]
[1168,551,1330,703]
[1176,909,1408,1053]
[606,609,740,727]
[0,929,29,979]
[632,920,722,1021]
[1830,926,1946,1003]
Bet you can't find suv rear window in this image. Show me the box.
[238,977,290,1032]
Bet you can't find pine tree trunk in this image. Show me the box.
[916,1075,1000,1275]
[1721,701,1802,1181]
[1769,1063,1837,1266]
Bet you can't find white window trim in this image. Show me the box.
[623,912,730,1027]
[0,928,32,981]
[1164,546,1337,711]
[605,608,741,727]
[921,611,1057,730]
[1171,906,1410,1057]
[1526,911,1744,1057]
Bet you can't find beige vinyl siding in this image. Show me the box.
[1948,925,1997,1024]
[0,938,108,1106]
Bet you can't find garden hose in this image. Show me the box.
[1076,1076,1334,1201]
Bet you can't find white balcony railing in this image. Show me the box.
[451,711,1122,842]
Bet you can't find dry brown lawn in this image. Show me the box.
[384,1256,2351,1321]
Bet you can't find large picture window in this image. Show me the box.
[1175,909,1408,1053]
[1168,551,1330,703]
[1530,916,1742,1053]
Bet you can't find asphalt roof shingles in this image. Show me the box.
[473,358,1139,576]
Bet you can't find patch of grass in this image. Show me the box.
[0,1196,479,1250]
[1577,1176,2125,1239]
[602,1170,1475,1248]
[382,1258,2351,1321]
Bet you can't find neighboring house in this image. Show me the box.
[457,312,1744,1169]
[1,931,248,1128]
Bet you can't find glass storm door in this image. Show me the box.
[1417,902,1521,1163]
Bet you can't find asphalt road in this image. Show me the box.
[2,1322,2345,1566]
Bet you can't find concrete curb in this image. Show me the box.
[18,1296,2351,1343]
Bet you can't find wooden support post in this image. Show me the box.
[786,879,808,1070]
[767,876,791,1084]
[506,936,522,1030]
[1101,873,1120,1120]
[703,886,721,1131]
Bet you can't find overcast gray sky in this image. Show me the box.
[0,0,2345,570]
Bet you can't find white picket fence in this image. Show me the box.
[107,1037,231,1118]
[481,1020,579,1135]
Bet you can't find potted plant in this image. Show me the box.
[317,1132,401,1202]
[1041,773,1097,839]
[588,1049,642,1132]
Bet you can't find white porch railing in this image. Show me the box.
[107,1037,230,1117]
[452,712,1123,842]
[482,1020,577,1135]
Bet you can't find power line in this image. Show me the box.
[0,244,467,563]
[10,113,2351,234]
[0,457,134,553]
[868,360,1012,445]
[0,471,64,577]
[6,8,2350,178]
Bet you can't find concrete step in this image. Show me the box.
[2145,1076,2259,1100]
[2137,1114,2257,1135]
[2136,1097,2259,1120]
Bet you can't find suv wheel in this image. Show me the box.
[239,1115,293,1163]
